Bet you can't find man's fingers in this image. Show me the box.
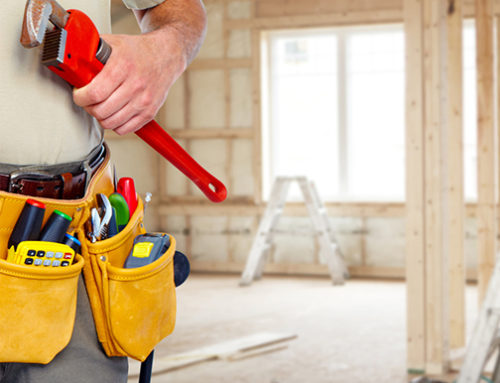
[113,114,149,136]
[85,82,134,121]
[73,75,118,108]
[98,102,139,131]
[72,47,127,107]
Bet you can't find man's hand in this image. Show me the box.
[73,0,207,135]
[73,32,185,135]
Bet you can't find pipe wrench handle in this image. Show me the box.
[136,121,227,203]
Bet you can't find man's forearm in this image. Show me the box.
[133,0,207,66]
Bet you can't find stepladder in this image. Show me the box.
[457,255,500,383]
[239,176,349,286]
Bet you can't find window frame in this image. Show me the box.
[261,23,406,202]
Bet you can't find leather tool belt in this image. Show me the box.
[0,145,177,364]
[0,144,106,199]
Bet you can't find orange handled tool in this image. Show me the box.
[20,0,227,203]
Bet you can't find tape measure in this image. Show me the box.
[124,233,170,269]
[124,233,190,287]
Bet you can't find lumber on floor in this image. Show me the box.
[128,332,297,377]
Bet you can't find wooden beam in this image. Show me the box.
[157,201,407,218]
[476,0,497,305]
[190,261,481,282]
[423,0,450,373]
[446,0,466,352]
[252,28,263,205]
[405,0,461,374]
[189,58,252,70]
[223,3,234,263]
[498,14,500,253]
[405,0,426,372]
[107,128,253,140]
[169,128,253,139]
[191,261,407,279]
[154,199,500,219]
[253,10,403,29]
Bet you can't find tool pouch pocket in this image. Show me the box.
[0,190,88,364]
[0,253,84,364]
[79,197,177,362]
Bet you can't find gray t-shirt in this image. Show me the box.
[1,0,164,165]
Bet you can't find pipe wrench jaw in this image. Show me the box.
[41,28,68,68]
[40,11,106,88]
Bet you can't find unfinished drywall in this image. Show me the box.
[189,70,226,129]
[197,2,225,59]
[107,0,488,280]
[104,0,409,279]
[163,76,186,129]
[230,139,254,196]
[230,69,253,128]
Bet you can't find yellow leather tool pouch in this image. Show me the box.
[0,148,177,364]
[0,191,89,364]
[78,198,177,362]
[0,254,84,364]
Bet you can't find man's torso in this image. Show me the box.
[1,0,111,165]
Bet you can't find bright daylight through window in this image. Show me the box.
[263,23,477,202]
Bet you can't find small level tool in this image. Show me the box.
[20,0,227,203]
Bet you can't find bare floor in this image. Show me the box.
[127,274,476,383]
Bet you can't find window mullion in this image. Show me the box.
[337,31,348,199]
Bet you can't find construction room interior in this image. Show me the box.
[106,0,500,382]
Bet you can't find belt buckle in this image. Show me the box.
[9,170,53,193]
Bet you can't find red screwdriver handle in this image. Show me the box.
[135,121,227,203]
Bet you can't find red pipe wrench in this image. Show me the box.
[20,0,227,203]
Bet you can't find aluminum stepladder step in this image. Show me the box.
[457,255,500,383]
[239,176,349,286]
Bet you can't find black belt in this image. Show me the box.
[0,145,106,200]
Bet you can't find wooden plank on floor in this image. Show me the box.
[128,332,297,377]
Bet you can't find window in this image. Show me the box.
[263,23,477,202]
[263,30,339,200]
[262,25,405,201]
[345,29,405,200]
